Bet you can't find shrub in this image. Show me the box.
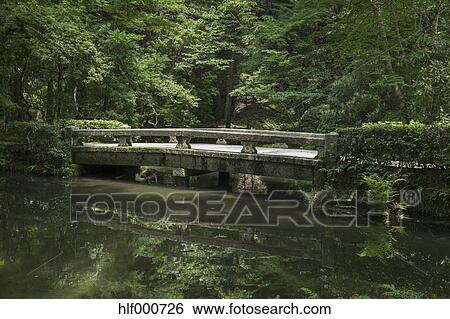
[58,119,130,144]
[338,122,450,168]
[1,120,131,176]
[381,284,426,299]
[362,173,399,202]
[1,122,70,176]
[334,122,449,216]
[59,119,126,129]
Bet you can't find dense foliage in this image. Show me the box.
[338,122,450,168]
[0,120,126,176]
[61,119,125,129]
[334,122,449,216]
[235,0,450,129]
[1,0,449,129]
[0,122,70,175]
[0,1,449,215]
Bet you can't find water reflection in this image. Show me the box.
[0,175,449,298]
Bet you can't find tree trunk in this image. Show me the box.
[46,80,55,121]
[369,0,403,108]
[433,1,445,35]
[3,107,7,131]
[55,66,64,120]
[224,52,236,128]
[10,66,26,121]
[265,0,272,13]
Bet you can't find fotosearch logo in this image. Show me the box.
[70,189,420,228]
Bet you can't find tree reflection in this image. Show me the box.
[0,176,449,298]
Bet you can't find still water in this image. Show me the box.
[0,175,449,298]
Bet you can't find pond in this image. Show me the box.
[0,175,449,298]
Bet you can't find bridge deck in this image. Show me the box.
[69,128,334,185]
[83,142,318,159]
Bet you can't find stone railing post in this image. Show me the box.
[216,138,227,145]
[324,132,338,168]
[241,141,257,154]
[316,145,324,159]
[65,126,81,146]
[175,136,191,149]
[118,124,132,146]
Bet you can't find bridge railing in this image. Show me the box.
[66,126,338,166]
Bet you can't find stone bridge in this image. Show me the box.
[66,126,338,187]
